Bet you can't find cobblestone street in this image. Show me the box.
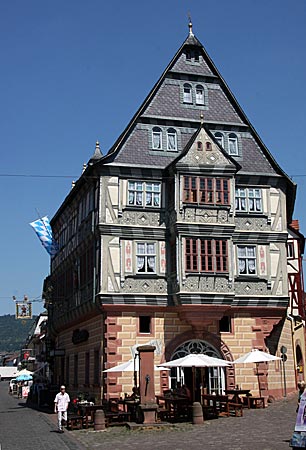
[0,381,298,450]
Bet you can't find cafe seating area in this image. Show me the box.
[65,386,266,431]
[67,396,140,430]
[201,394,243,419]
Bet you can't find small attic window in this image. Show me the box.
[194,50,200,62]
[167,128,177,151]
[186,49,191,61]
[214,132,224,148]
[195,85,204,105]
[228,133,239,156]
[183,83,192,104]
[197,141,203,151]
[206,142,212,151]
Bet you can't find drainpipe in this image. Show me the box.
[287,313,297,387]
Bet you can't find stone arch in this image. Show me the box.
[164,329,235,388]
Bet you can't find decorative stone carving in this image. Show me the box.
[184,276,233,293]
[181,208,230,224]
[121,278,167,293]
[119,211,165,227]
[235,281,268,295]
[235,217,270,231]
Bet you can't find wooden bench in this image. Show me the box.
[67,413,83,430]
[201,394,243,418]
[105,411,131,426]
[201,394,229,418]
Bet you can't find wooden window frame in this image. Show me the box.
[235,188,262,213]
[128,181,161,209]
[183,176,230,206]
[185,238,228,273]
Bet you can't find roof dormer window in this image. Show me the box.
[195,85,204,105]
[167,128,177,151]
[183,83,192,104]
[214,132,224,148]
[228,133,238,156]
[152,127,162,150]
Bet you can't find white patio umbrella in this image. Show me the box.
[157,353,231,402]
[233,349,281,397]
[103,359,169,372]
[157,353,231,368]
[103,358,169,390]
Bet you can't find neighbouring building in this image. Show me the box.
[23,312,48,377]
[45,23,305,402]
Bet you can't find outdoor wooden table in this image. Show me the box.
[78,404,104,429]
[201,394,229,417]
[224,389,250,404]
[117,398,139,421]
[155,395,191,421]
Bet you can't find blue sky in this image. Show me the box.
[0,0,305,316]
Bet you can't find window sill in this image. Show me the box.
[124,206,162,211]
[185,272,229,277]
[235,275,264,282]
[235,212,267,218]
[182,203,231,209]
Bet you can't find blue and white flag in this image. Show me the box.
[29,216,59,256]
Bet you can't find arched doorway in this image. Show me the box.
[170,339,227,400]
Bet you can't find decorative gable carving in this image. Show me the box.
[177,127,236,170]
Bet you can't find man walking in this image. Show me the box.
[54,385,70,433]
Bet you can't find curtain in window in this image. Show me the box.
[153,131,161,149]
[153,194,160,207]
[238,259,246,274]
[167,132,177,150]
[146,192,152,206]
[136,192,142,205]
[229,135,238,155]
[129,191,135,205]
[183,84,192,103]
[248,259,256,273]
[137,243,145,272]
[137,257,145,271]
[196,86,204,104]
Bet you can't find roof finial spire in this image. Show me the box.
[200,112,204,124]
[188,13,194,36]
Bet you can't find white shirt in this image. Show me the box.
[54,392,70,412]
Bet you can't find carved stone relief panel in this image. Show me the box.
[121,278,167,293]
[183,276,233,293]
[119,210,165,227]
[183,208,230,224]
[235,280,268,296]
[235,217,270,231]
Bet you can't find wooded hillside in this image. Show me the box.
[0,314,36,352]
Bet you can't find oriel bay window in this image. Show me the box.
[185,238,228,273]
[237,246,257,275]
[183,176,230,205]
[128,181,161,207]
[136,242,156,273]
[235,188,262,213]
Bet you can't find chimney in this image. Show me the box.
[290,220,300,231]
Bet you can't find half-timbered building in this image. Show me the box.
[46,23,305,401]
